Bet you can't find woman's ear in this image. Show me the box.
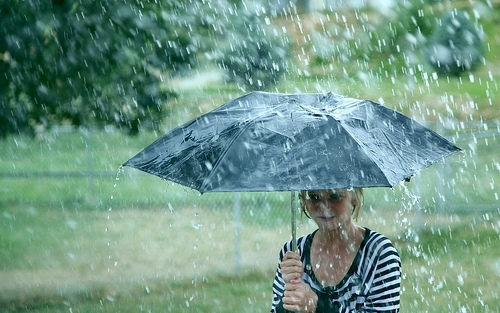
[351,190,358,207]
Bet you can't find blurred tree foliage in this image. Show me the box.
[309,0,438,70]
[216,6,290,91]
[0,0,223,137]
[425,9,484,76]
[307,0,487,77]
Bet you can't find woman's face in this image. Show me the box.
[302,189,355,231]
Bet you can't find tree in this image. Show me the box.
[0,0,217,137]
[307,0,435,72]
[425,9,484,76]
[216,8,290,91]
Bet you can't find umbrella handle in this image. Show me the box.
[291,191,297,252]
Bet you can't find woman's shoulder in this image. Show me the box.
[362,228,400,258]
[364,228,394,244]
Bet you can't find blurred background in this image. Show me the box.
[1,0,499,312]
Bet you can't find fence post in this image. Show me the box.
[233,192,241,276]
[414,173,423,233]
[82,128,95,202]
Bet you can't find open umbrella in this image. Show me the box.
[123,91,461,249]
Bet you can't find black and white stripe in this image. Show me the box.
[270,228,401,313]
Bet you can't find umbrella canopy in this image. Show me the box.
[123,91,461,193]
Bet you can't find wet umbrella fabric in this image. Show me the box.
[123,91,461,193]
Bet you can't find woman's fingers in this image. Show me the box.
[280,264,302,282]
[281,264,302,274]
[281,271,301,283]
[282,281,317,313]
[284,251,301,260]
[281,250,303,283]
[281,251,302,268]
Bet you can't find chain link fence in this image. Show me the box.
[1,122,499,280]
[2,121,497,213]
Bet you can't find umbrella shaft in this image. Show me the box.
[291,191,297,252]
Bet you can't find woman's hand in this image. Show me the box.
[280,251,303,283]
[282,279,318,313]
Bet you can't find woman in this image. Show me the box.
[270,188,401,313]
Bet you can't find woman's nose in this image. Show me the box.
[318,201,330,210]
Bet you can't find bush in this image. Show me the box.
[216,11,290,91]
[308,1,435,71]
[425,9,484,76]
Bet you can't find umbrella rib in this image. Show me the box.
[339,122,394,187]
[198,108,275,192]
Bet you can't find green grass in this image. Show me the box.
[0,272,275,313]
[397,217,500,312]
[1,205,499,312]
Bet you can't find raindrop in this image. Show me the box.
[205,161,213,170]
[428,276,434,284]
[457,274,465,286]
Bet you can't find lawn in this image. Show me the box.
[1,201,499,312]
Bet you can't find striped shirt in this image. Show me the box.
[271,228,401,312]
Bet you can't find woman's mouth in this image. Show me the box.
[318,216,335,221]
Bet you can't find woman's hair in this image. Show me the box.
[299,188,364,221]
[351,188,364,221]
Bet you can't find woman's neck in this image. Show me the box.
[315,222,363,249]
